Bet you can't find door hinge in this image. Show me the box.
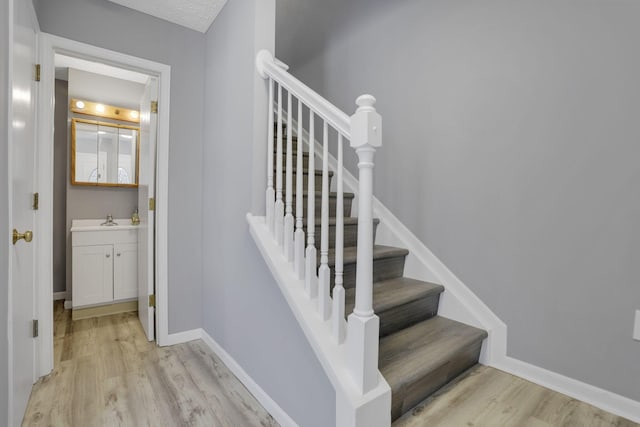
[32,319,39,338]
[149,197,155,211]
[35,64,41,82]
[32,192,39,210]
[148,294,156,308]
[150,100,158,114]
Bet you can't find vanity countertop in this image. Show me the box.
[71,219,139,232]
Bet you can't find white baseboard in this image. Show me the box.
[494,357,640,423]
[63,300,72,310]
[164,329,202,346]
[199,328,299,427]
[53,291,67,301]
[160,327,298,426]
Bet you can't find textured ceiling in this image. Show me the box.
[107,0,227,33]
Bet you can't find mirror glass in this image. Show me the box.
[72,118,139,187]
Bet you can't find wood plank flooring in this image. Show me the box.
[394,365,639,427]
[23,303,638,427]
[22,302,279,427]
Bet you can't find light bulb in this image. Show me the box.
[130,111,139,119]
[96,104,105,113]
[75,100,85,109]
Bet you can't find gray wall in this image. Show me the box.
[0,0,10,421]
[202,0,335,425]
[53,79,67,293]
[35,0,205,333]
[65,68,142,297]
[276,0,640,402]
[67,68,144,109]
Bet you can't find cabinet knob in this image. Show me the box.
[116,253,121,257]
[106,253,111,258]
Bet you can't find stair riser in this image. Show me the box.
[379,294,440,338]
[328,254,406,289]
[304,220,378,249]
[275,171,329,193]
[391,341,483,421]
[291,195,353,218]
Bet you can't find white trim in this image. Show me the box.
[199,328,299,427]
[286,113,507,365]
[494,356,640,424]
[247,213,391,427]
[52,291,66,301]
[35,33,171,378]
[6,0,15,424]
[163,329,202,346]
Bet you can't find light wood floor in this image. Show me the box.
[22,301,279,427]
[23,303,638,427]
[394,364,639,427]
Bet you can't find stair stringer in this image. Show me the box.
[247,214,392,427]
[286,114,507,366]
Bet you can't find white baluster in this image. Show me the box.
[318,121,331,320]
[266,79,275,235]
[275,84,284,246]
[333,134,345,343]
[347,95,382,394]
[294,99,305,279]
[305,112,317,298]
[284,91,295,261]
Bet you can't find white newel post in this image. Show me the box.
[347,95,382,395]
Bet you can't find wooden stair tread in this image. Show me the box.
[274,167,332,177]
[326,245,409,267]
[380,316,487,393]
[306,217,379,226]
[289,190,355,199]
[345,277,443,315]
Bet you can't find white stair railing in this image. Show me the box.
[256,50,389,427]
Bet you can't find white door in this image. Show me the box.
[9,0,38,425]
[138,77,157,341]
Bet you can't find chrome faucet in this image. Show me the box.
[101,214,118,226]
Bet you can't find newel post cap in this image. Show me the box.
[350,94,382,148]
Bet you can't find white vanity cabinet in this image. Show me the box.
[71,220,138,308]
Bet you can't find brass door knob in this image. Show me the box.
[13,229,33,245]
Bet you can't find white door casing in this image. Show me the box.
[8,0,38,425]
[138,77,158,341]
[36,35,172,378]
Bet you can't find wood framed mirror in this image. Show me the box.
[71,118,140,187]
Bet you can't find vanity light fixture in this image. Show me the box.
[70,98,140,124]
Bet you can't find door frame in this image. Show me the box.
[35,33,172,376]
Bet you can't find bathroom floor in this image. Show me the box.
[21,301,279,427]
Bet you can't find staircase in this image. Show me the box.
[252,50,488,427]
[277,126,488,424]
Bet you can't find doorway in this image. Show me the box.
[35,33,171,378]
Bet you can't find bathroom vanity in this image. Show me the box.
[71,219,138,314]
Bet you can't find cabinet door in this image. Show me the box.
[114,242,138,301]
[73,244,113,307]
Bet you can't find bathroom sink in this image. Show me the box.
[70,219,139,232]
